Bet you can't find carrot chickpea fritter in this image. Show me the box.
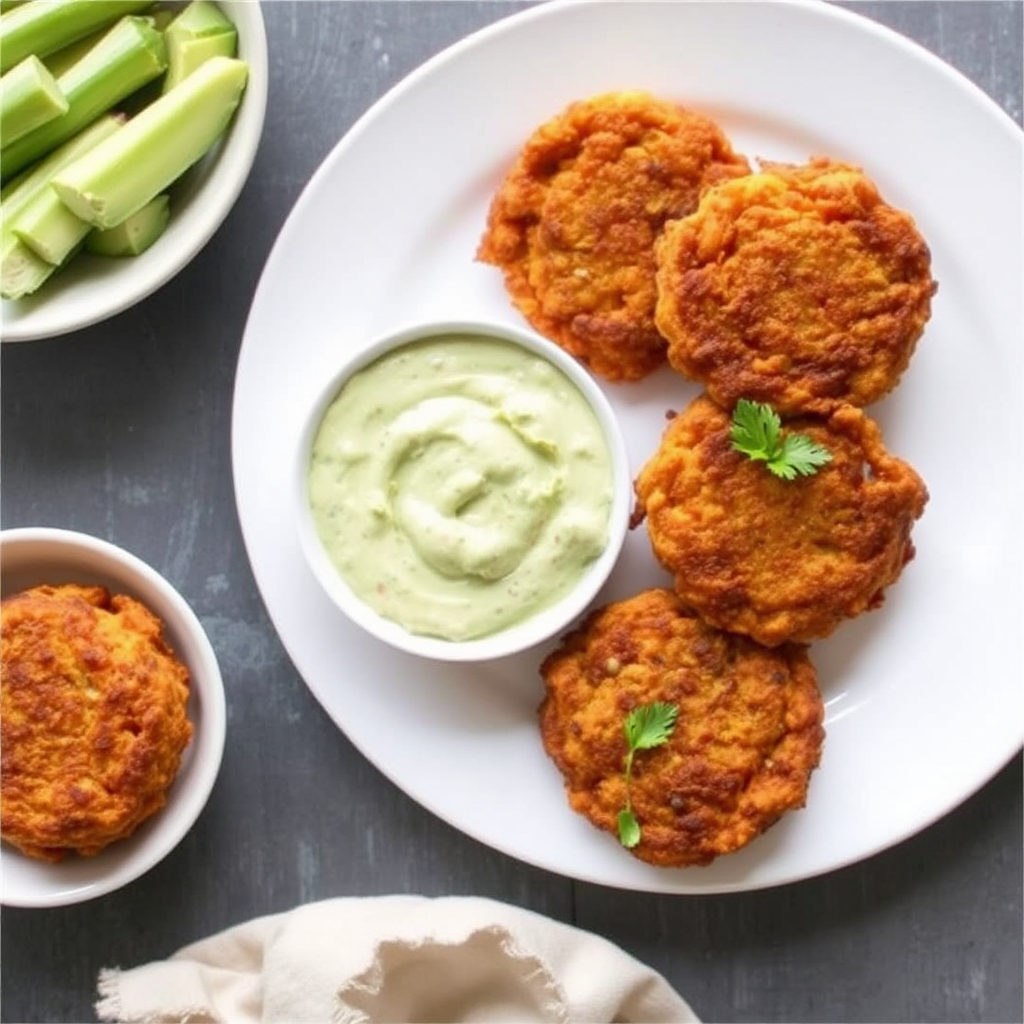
[539,588,824,867]
[477,90,750,382]
[655,157,937,413]
[633,395,928,647]
[1,584,192,862]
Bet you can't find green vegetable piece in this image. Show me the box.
[0,0,153,74]
[162,1,237,92]
[86,193,168,256]
[52,55,248,230]
[41,28,106,78]
[0,55,68,146]
[1,111,121,297]
[617,809,641,850]
[11,177,94,265]
[162,33,238,93]
[729,398,833,480]
[0,234,53,298]
[616,702,679,849]
[1,15,167,182]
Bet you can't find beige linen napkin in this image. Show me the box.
[96,894,699,1023]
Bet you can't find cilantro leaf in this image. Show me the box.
[624,702,679,751]
[729,397,781,462]
[618,702,679,849]
[771,434,834,479]
[617,808,642,848]
[730,398,832,480]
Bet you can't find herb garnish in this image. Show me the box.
[729,398,832,480]
[617,702,679,848]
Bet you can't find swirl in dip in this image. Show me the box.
[307,334,615,641]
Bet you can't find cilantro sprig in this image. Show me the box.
[729,398,832,480]
[617,702,679,849]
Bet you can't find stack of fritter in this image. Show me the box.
[1,584,193,862]
[477,90,750,382]
[479,90,934,868]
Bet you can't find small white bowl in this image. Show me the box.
[295,319,632,663]
[0,527,226,907]
[0,0,268,342]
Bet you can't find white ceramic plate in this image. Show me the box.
[232,0,1023,893]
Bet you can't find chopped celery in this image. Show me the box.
[0,234,53,299]
[0,55,68,145]
[53,56,248,229]
[0,113,121,297]
[41,28,105,78]
[1,112,121,222]
[0,0,153,74]
[1,15,166,182]
[86,193,169,256]
[167,0,237,41]
[11,180,93,265]
[162,2,237,93]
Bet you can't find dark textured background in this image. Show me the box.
[3,3,1022,1022]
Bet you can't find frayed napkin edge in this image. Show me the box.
[96,967,212,1024]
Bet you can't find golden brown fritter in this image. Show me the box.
[1,583,192,862]
[655,157,937,413]
[477,90,750,382]
[539,588,824,867]
[633,395,928,647]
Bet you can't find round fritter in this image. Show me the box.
[477,90,750,382]
[539,588,824,867]
[633,395,928,647]
[1,584,193,862]
[655,157,937,413]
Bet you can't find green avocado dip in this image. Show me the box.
[307,334,615,641]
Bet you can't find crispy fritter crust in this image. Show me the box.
[1,584,192,862]
[477,90,750,382]
[539,588,824,867]
[655,157,936,412]
[633,395,928,646]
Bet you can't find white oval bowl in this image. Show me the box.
[0,527,226,907]
[295,319,632,663]
[0,0,268,342]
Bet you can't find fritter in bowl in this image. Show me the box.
[633,395,928,647]
[539,588,824,867]
[477,90,750,382]
[1,583,193,862]
[655,157,937,413]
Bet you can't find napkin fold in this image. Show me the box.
[96,894,699,1023]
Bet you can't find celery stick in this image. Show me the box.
[1,15,166,181]
[42,28,105,78]
[1,113,121,297]
[166,0,236,41]
[0,0,153,74]
[86,193,168,256]
[53,56,248,229]
[1,112,121,223]
[0,233,53,299]
[0,55,68,145]
[11,180,93,264]
[162,2,237,94]
[162,32,238,93]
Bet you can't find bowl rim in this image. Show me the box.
[0,526,227,907]
[0,0,269,344]
[294,317,632,663]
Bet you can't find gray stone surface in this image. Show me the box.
[2,3,1021,1021]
